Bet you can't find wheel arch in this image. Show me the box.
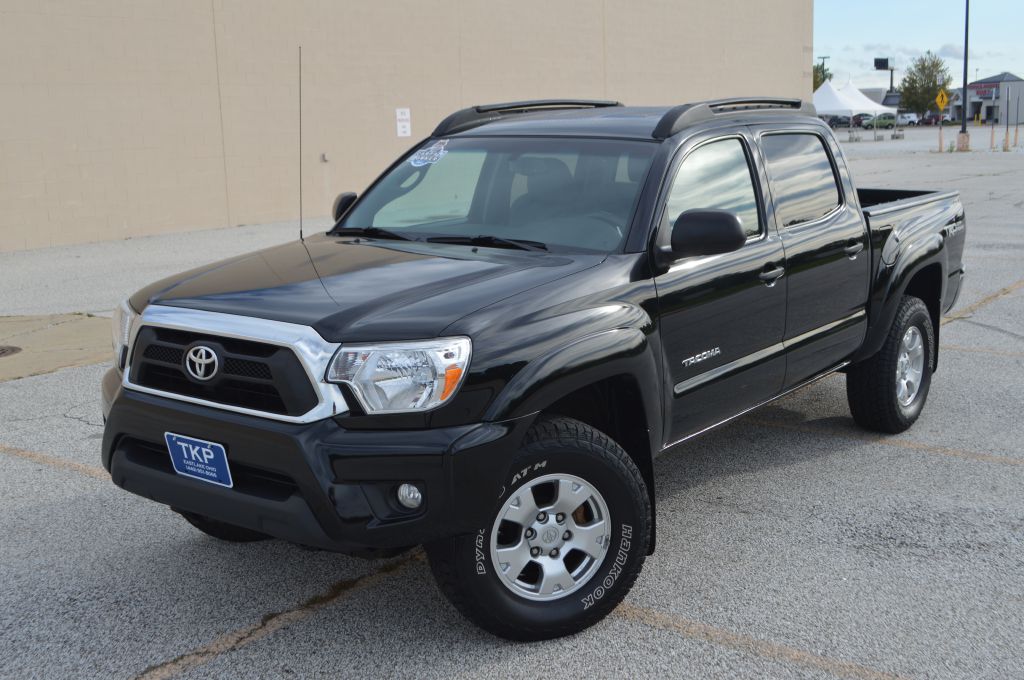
[853,239,945,367]
[484,328,662,553]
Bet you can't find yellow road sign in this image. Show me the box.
[935,89,949,111]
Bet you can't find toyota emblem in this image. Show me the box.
[185,345,219,381]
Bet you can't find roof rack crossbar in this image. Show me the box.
[652,97,817,139]
[433,99,622,136]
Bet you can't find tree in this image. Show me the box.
[899,51,952,115]
[813,62,832,91]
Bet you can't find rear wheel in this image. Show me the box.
[174,509,271,542]
[426,416,651,640]
[846,295,934,433]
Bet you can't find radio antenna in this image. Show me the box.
[298,45,304,241]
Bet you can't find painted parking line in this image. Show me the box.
[941,277,1024,326]
[0,443,107,479]
[748,419,1023,467]
[615,603,907,680]
[134,552,422,680]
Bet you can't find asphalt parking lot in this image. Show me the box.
[1,126,1022,679]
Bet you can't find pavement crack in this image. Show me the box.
[61,407,103,429]
[134,551,421,680]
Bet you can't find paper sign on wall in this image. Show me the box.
[396,108,411,137]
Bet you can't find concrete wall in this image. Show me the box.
[0,0,813,252]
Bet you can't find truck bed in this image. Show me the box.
[857,188,957,211]
[857,187,966,317]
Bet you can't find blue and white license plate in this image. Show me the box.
[165,432,234,488]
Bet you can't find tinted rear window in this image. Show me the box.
[760,134,841,227]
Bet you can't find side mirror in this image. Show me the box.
[669,209,747,258]
[332,192,357,222]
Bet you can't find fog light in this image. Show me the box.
[397,483,422,509]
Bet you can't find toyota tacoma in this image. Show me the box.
[102,98,966,640]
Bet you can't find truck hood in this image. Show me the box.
[131,233,603,342]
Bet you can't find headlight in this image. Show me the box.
[326,337,472,414]
[111,300,137,371]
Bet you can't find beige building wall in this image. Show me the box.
[0,0,813,253]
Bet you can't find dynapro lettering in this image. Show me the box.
[581,524,632,609]
[475,529,487,575]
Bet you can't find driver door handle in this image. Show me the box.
[844,240,864,258]
[759,264,785,286]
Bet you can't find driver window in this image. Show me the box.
[662,138,761,243]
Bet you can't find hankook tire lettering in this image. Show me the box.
[581,524,632,609]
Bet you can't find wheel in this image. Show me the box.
[426,416,651,640]
[846,295,934,433]
[174,509,271,542]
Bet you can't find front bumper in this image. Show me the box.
[101,369,532,556]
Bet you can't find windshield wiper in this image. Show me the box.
[331,226,415,241]
[425,235,548,251]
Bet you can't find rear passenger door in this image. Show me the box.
[753,126,870,386]
[653,131,787,445]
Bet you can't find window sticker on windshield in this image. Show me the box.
[409,140,448,167]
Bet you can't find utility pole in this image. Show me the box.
[958,0,971,150]
[818,55,830,71]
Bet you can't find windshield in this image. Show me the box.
[337,137,657,252]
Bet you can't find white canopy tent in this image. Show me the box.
[814,79,898,141]
[812,80,863,116]
[813,80,896,117]
[835,80,897,116]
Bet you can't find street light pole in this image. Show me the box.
[958,0,970,150]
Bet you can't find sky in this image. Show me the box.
[814,0,1024,90]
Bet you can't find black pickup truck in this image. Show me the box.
[102,98,966,640]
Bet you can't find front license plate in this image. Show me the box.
[165,432,234,488]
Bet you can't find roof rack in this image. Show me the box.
[652,97,817,139]
[432,99,622,137]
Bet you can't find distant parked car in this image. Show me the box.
[897,113,919,126]
[827,115,851,128]
[921,113,953,126]
[854,114,874,128]
[864,113,896,129]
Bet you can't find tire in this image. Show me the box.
[426,416,651,640]
[846,295,935,433]
[174,509,271,542]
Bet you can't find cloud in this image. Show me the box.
[938,44,964,59]
[937,44,990,60]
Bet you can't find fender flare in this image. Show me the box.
[853,233,946,364]
[483,327,663,553]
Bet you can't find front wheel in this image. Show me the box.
[846,295,935,433]
[426,416,651,640]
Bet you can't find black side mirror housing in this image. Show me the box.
[669,209,747,259]
[332,192,358,222]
